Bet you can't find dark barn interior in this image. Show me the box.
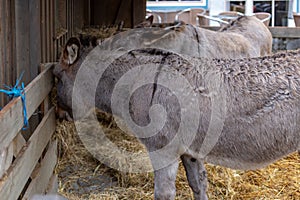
[0,0,146,107]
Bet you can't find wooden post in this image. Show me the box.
[132,0,146,27]
[29,0,41,80]
[91,0,146,27]
[57,0,67,30]
[0,0,16,107]
[15,0,30,85]
[0,145,13,179]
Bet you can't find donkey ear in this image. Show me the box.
[146,15,154,25]
[134,15,153,28]
[62,37,81,65]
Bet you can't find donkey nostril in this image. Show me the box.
[190,158,197,162]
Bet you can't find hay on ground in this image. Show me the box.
[54,113,300,200]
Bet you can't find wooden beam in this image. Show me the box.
[29,0,41,79]
[132,0,146,27]
[114,0,132,27]
[40,0,46,63]
[0,64,54,150]
[201,26,300,38]
[0,108,56,200]
[39,63,55,115]
[0,145,13,179]
[46,174,58,194]
[15,0,31,85]
[45,0,50,62]
[0,0,16,106]
[269,27,300,38]
[12,133,26,156]
[1,132,26,179]
[23,140,57,199]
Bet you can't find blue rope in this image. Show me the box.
[0,72,29,130]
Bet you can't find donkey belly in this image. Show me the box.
[204,137,298,170]
[203,117,300,170]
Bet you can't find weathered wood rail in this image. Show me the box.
[201,26,300,38]
[268,27,300,38]
[0,63,57,199]
[202,26,300,38]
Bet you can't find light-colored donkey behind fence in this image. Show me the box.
[94,15,272,59]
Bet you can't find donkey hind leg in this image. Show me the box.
[181,155,208,200]
[153,160,179,200]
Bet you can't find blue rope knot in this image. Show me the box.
[0,72,29,130]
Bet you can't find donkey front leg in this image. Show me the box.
[181,155,208,200]
[153,161,179,200]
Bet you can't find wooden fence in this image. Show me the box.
[0,0,83,108]
[0,0,52,107]
[0,64,57,199]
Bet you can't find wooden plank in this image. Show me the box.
[39,63,55,115]
[29,0,41,81]
[46,0,50,62]
[15,0,31,85]
[115,0,132,27]
[66,0,70,38]
[50,0,55,61]
[132,0,146,27]
[23,140,57,199]
[0,108,56,200]
[84,0,91,26]
[91,0,120,26]
[0,144,13,179]
[68,0,74,38]
[0,0,4,106]
[12,133,26,156]
[0,0,16,106]
[0,64,54,150]
[46,174,58,194]
[269,27,300,38]
[41,0,46,63]
[8,0,16,88]
[201,26,300,39]
[57,0,67,30]
[5,0,14,88]
[0,0,6,107]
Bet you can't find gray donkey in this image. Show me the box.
[54,38,299,199]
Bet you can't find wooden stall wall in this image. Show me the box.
[90,0,146,28]
[0,0,56,107]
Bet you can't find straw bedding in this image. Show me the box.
[54,113,299,200]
